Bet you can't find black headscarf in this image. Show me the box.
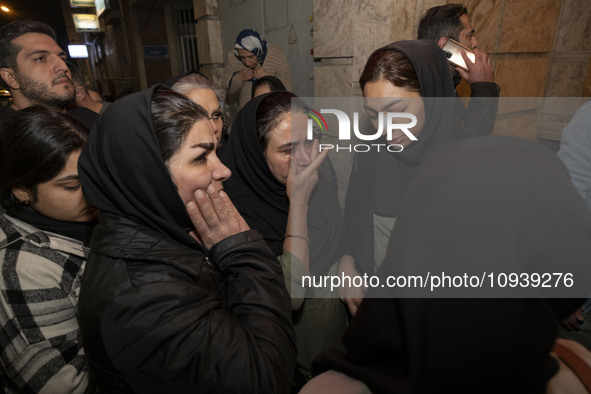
[222,93,343,275]
[78,85,201,249]
[8,205,96,246]
[372,40,456,216]
[344,40,457,273]
[315,136,591,393]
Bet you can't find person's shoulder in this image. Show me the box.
[67,106,99,131]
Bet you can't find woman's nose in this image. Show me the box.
[294,145,312,167]
[212,154,231,182]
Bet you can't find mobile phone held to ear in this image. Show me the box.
[442,38,476,71]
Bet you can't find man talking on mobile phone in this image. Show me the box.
[418,3,499,138]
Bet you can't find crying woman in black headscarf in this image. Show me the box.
[76,86,296,394]
[222,91,349,383]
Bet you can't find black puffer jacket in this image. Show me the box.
[78,212,296,393]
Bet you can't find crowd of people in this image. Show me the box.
[1,3,590,394]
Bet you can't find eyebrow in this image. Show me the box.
[278,141,298,150]
[54,174,79,183]
[364,98,403,113]
[26,49,67,59]
[190,142,215,150]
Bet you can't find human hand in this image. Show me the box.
[561,307,585,331]
[252,64,267,79]
[238,67,254,82]
[338,255,365,316]
[286,140,329,207]
[456,48,494,84]
[186,183,250,250]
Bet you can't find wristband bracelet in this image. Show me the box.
[284,233,310,242]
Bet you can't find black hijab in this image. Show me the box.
[78,85,201,249]
[344,40,457,273]
[222,93,343,275]
[315,136,591,393]
[372,39,456,216]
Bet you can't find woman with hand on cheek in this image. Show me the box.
[77,86,295,394]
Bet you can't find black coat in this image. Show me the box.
[78,212,296,393]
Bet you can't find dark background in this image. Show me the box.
[0,0,69,51]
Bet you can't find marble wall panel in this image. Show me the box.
[555,0,591,52]
[313,0,354,58]
[351,0,403,82]
[314,65,354,97]
[498,0,562,53]
[196,19,224,64]
[495,56,550,98]
[492,111,539,140]
[545,58,589,97]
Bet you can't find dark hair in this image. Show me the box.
[252,76,287,98]
[150,89,210,162]
[0,106,88,210]
[255,91,306,152]
[417,3,468,42]
[359,49,420,93]
[0,20,57,90]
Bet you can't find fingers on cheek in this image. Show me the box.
[186,201,200,217]
[187,201,207,232]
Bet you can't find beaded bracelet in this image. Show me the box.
[284,233,310,242]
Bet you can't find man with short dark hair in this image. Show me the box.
[0,20,97,130]
[418,3,496,88]
[418,4,499,138]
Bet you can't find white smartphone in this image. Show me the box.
[442,38,476,71]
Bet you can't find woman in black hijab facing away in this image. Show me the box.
[76,86,296,393]
[340,40,457,314]
[222,91,348,382]
[307,136,591,394]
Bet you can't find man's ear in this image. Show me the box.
[12,188,33,204]
[437,37,448,49]
[0,67,19,90]
[75,85,86,103]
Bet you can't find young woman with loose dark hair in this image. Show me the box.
[0,106,96,393]
[77,86,296,393]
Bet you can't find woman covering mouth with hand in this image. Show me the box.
[76,86,296,394]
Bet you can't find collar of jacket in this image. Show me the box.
[0,213,87,257]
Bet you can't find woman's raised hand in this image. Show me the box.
[186,183,250,250]
[286,140,329,207]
